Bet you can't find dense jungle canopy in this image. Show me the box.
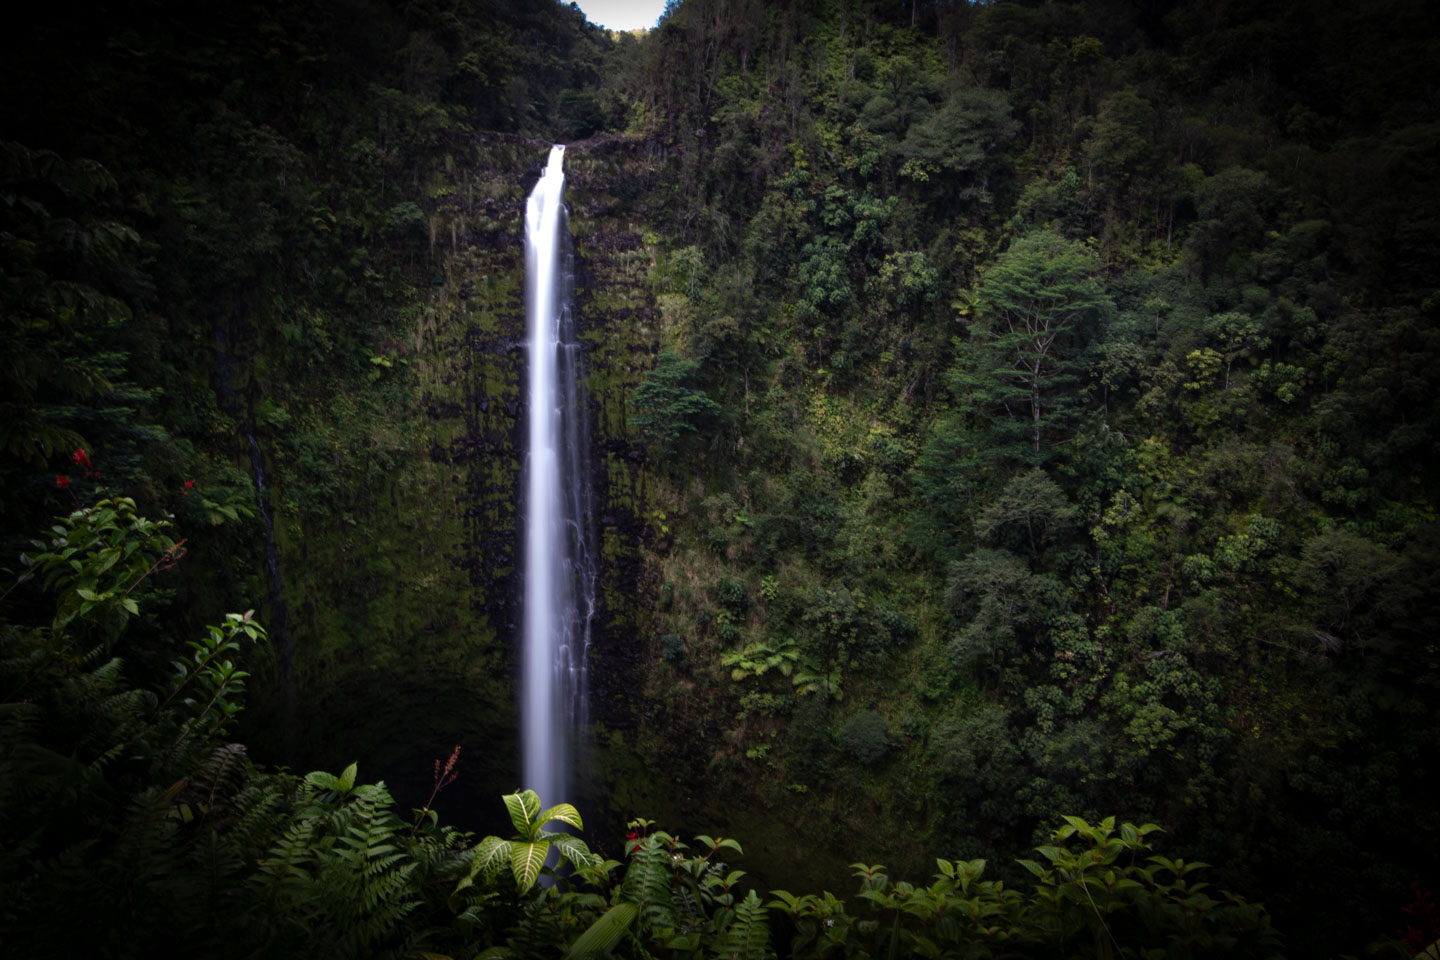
[2,0,1438,956]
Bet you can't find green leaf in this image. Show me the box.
[120,597,139,615]
[504,789,542,837]
[510,840,550,892]
[93,547,120,574]
[551,833,595,869]
[566,901,638,959]
[305,770,340,791]
[537,802,584,832]
[714,837,743,855]
[767,890,803,913]
[337,762,358,792]
[469,835,510,881]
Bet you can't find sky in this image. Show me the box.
[572,0,667,32]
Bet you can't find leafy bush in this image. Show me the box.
[839,710,889,765]
[630,348,720,458]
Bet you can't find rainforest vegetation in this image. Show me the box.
[2,0,1438,956]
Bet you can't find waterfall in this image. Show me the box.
[522,144,596,809]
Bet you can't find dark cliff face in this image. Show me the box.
[241,131,662,825]
[565,136,665,733]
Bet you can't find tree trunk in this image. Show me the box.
[1032,381,1042,452]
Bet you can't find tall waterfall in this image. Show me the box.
[522,144,595,808]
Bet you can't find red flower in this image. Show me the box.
[72,448,99,479]
[181,479,195,495]
[56,475,72,490]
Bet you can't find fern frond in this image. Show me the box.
[84,654,125,691]
[712,889,775,959]
[621,839,676,914]
[194,742,249,814]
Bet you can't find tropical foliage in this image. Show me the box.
[2,0,1438,955]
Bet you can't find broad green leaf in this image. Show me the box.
[94,548,120,574]
[510,840,550,892]
[470,835,509,880]
[551,833,595,868]
[504,790,542,837]
[537,802,583,831]
[566,901,637,959]
[337,762,358,792]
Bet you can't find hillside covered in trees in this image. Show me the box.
[2,0,1437,956]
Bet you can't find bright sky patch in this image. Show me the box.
[572,0,667,32]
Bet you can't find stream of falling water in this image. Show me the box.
[522,144,596,809]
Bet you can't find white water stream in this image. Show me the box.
[522,145,595,808]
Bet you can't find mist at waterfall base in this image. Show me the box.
[522,145,597,814]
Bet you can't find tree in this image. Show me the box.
[966,230,1109,455]
[1203,311,1270,390]
[974,467,1079,559]
[629,348,721,458]
[946,547,1068,674]
[899,85,1020,199]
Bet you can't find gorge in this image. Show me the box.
[1,0,1438,955]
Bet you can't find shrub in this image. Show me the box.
[840,710,889,765]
